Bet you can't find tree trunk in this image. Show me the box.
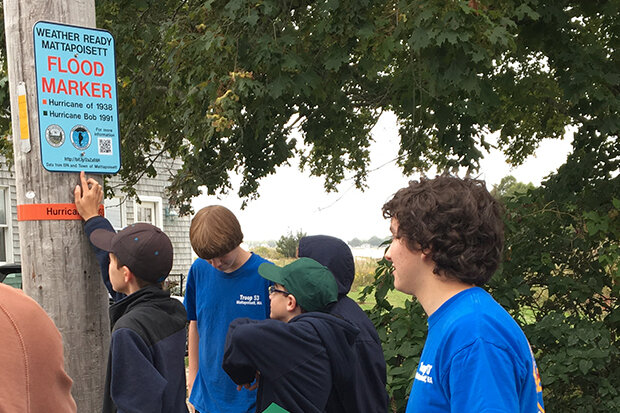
[3,1,109,411]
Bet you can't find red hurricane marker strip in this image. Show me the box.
[17,203,104,221]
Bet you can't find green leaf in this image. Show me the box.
[324,51,348,71]
[514,4,540,20]
[579,359,593,375]
[268,77,288,99]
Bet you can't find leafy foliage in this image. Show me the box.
[1,1,618,215]
[489,157,620,411]
[275,229,306,258]
[490,175,534,200]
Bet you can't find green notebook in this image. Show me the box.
[262,402,290,413]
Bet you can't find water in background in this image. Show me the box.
[350,246,384,259]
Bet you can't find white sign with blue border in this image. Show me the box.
[33,21,120,174]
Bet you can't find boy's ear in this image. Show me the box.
[421,248,432,260]
[121,266,133,283]
[286,294,298,312]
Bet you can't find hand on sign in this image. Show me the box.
[74,171,102,220]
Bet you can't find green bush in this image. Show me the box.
[488,187,619,412]
[276,230,306,258]
[249,245,284,260]
[351,256,378,290]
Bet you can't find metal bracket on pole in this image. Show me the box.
[17,81,32,153]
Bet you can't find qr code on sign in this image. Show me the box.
[98,138,113,155]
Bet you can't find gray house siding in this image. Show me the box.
[107,156,192,281]
[0,155,192,293]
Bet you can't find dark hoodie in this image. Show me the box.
[223,313,360,413]
[298,235,389,413]
[84,216,188,413]
[104,285,188,413]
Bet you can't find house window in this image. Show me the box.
[0,187,12,263]
[104,196,126,231]
[133,196,163,229]
[136,202,155,224]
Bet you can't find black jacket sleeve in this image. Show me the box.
[223,318,315,384]
[83,216,125,302]
[222,318,268,385]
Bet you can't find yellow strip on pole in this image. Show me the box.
[17,82,32,153]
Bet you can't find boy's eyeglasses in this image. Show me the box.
[268,285,290,296]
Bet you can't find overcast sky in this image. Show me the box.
[191,113,573,243]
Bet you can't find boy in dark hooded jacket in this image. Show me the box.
[298,235,388,412]
[75,172,188,413]
[222,257,360,413]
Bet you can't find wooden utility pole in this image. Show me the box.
[4,1,109,411]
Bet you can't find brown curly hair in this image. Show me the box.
[382,175,504,286]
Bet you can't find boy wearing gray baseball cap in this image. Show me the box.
[223,257,360,413]
[74,172,188,413]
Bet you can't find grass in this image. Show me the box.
[351,257,379,290]
[348,286,411,311]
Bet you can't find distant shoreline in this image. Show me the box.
[242,242,386,260]
[350,246,384,259]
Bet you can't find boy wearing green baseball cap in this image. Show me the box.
[222,257,360,413]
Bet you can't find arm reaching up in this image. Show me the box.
[74,171,125,301]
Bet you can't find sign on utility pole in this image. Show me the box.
[33,21,121,174]
[4,1,110,411]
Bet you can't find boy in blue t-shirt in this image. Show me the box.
[184,205,270,413]
[382,176,544,412]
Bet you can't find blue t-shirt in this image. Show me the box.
[184,253,271,413]
[406,287,544,413]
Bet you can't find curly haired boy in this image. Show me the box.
[383,175,544,413]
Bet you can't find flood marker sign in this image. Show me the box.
[33,21,120,174]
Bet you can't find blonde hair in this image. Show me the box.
[190,206,243,259]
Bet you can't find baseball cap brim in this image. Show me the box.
[258,263,286,285]
[90,229,116,252]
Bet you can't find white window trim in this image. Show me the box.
[104,195,127,231]
[133,195,164,230]
[0,186,14,264]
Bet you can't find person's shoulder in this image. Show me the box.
[0,282,26,303]
[113,302,185,345]
[439,290,528,353]
[440,287,506,320]
[190,257,213,271]
[188,258,220,282]
[246,252,271,266]
[331,297,381,342]
[0,284,52,325]
[295,312,359,335]
[163,294,188,316]
[237,253,272,277]
[331,296,368,320]
[112,307,144,332]
[458,288,519,328]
